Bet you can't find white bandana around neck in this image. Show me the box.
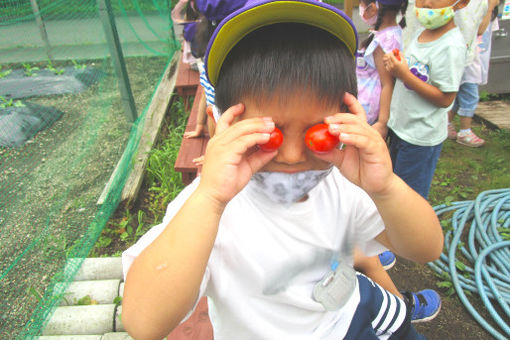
[251,168,333,205]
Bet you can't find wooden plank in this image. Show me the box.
[175,56,200,109]
[174,86,209,185]
[475,100,510,130]
[97,52,181,205]
[96,52,180,205]
[344,0,353,18]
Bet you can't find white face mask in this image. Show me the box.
[251,168,333,205]
[359,2,378,27]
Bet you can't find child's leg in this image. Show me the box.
[388,130,442,199]
[344,273,426,339]
[354,249,402,298]
[354,249,441,324]
[455,83,485,147]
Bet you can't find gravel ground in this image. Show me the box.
[0,56,168,338]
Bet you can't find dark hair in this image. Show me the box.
[185,0,199,21]
[190,14,216,58]
[215,23,357,113]
[492,4,499,21]
[360,0,408,50]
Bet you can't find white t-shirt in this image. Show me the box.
[123,168,387,339]
[462,19,499,85]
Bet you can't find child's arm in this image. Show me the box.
[122,104,277,339]
[171,0,190,24]
[372,46,395,138]
[383,52,457,108]
[478,0,499,35]
[184,91,207,138]
[319,94,443,264]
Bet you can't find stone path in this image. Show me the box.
[476,100,510,130]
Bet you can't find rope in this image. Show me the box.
[429,188,510,340]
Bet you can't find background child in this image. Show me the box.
[447,0,500,147]
[171,0,200,69]
[355,0,441,318]
[183,0,247,145]
[384,0,469,199]
[356,0,405,280]
[122,1,443,339]
[356,0,407,138]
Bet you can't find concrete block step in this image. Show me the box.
[56,279,121,306]
[102,333,134,340]
[42,304,117,336]
[69,257,124,281]
[115,306,125,332]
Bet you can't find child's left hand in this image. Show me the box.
[315,93,395,197]
[383,50,408,79]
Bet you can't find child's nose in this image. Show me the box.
[418,0,432,8]
[274,135,307,165]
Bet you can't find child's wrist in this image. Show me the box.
[368,174,400,203]
[193,185,229,215]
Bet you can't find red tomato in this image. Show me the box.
[259,127,283,152]
[305,123,339,153]
[392,48,401,61]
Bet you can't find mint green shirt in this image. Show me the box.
[388,27,466,146]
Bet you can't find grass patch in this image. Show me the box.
[429,120,510,206]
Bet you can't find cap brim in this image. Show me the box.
[205,0,358,87]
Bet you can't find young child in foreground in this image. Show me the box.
[121,1,443,339]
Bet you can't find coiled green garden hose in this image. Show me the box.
[429,188,510,340]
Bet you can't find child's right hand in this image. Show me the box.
[317,93,395,197]
[383,50,408,79]
[197,104,278,207]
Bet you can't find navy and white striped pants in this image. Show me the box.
[343,274,426,339]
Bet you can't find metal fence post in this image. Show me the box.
[30,0,52,60]
[97,0,138,122]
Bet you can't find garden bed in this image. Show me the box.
[0,55,168,339]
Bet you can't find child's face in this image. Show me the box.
[240,91,340,173]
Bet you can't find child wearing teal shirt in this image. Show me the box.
[384,0,468,199]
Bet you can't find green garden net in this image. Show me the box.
[0,0,179,338]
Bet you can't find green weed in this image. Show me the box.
[145,97,187,216]
[22,63,39,77]
[72,60,87,70]
[0,96,24,108]
[76,295,97,305]
[46,60,65,75]
[0,65,11,79]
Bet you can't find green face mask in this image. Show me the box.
[414,0,461,30]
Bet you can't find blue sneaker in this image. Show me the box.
[378,251,396,270]
[409,289,442,323]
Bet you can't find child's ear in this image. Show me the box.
[454,0,470,11]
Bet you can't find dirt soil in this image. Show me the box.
[390,258,494,340]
